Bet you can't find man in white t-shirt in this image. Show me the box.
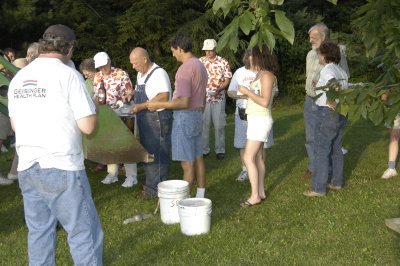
[130,47,172,199]
[7,24,103,265]
[227,50,275,182]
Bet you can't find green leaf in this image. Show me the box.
[356,92,368,105]
[274,10,295,44]
[326,0,338,5]
[369,99,380,111]
[249,32,259,49]
[268,0,284,5]
[338,102,349,117]
[228,18,240,51]
[239,11,255,35]
[216,31,230,52]
[369,104,384,126]
[265,29,276,50]
[212,0,225,13]
[212,0,234,17]
[217,17,239,52]
[361,103,368,120]
[395,46,400,59]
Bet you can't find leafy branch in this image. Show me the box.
[315,80,400,127]
[206,0,337,51]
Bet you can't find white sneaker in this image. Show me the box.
[101,174,118,184]
[236,170,248,182]
[7,173,18,180]
[1,145,8,153]
[121,176,138,188]
[0,176,13,185]
[381,168,398,179]
[341,147,348,155]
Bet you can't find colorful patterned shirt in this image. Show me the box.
[199,55,232,103]
[93,67,134,107]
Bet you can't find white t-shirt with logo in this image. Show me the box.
[136,63,171,111]
[8,57,96,171]
[228,67,257,114]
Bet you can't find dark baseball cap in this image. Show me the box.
[43,24,76,42]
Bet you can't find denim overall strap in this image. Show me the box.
[134,66,160,105]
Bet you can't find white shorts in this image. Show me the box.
[234,114,274,148]
[247,115,273,142]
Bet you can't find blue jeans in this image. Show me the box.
[137,110,172,196]
[172,110,203,161]
[18,163,103,265]
[304,95,318,172]
[312,107,347,193]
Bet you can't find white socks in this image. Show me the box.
[196,188,205,198]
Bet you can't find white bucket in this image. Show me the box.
[158,180,189,224]
[177,198,212,236]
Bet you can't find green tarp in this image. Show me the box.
[83,105,153,164]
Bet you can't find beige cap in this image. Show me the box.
[202,39,217,50]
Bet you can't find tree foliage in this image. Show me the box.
[207,0,295,52]
[206,0,345,52]
[0,0,391,112]
[329,0,400,126]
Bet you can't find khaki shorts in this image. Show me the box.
[0,112,11,139]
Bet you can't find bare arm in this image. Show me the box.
[227,90,248,100]
[10,118,15,132]
[147,96,190,112]
[149,92,169,102]
[76,114,97,135]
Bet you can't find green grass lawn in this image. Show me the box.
[1,105,400,265]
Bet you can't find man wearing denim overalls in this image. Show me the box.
[130,47,172,199]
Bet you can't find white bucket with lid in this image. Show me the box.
[157,180,189,224]
[177,198,212,236]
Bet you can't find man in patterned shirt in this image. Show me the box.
[200,39,232,160]
[93,51,137,187]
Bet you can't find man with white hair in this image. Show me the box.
[93,51,137,187]
[302,23,349,180]
[26,42,40,63]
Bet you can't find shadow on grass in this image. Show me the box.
[0,151,25,234]
[265,111,306,193]
[341,117,386,183]
[0,186,25,234]
[201,111,307,226]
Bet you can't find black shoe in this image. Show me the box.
[203,152,210,157]
[216,153,225,160]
